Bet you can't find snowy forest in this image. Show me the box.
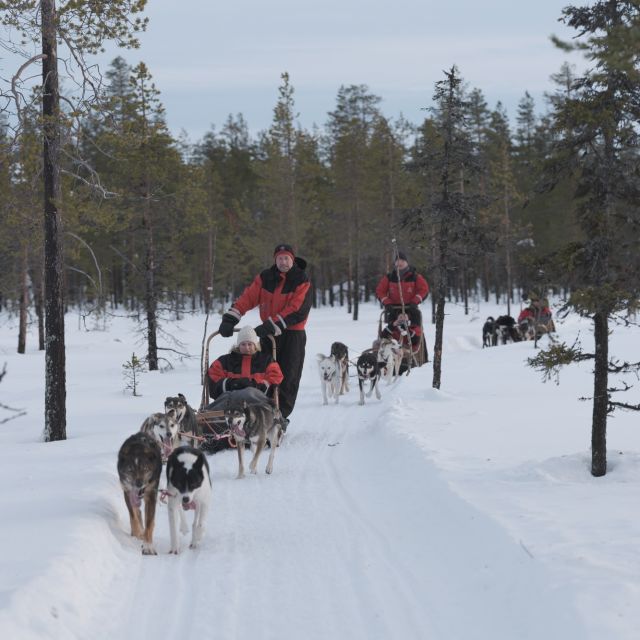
[0,2,639,460]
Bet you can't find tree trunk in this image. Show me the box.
[432,287,446,390]
[18,243,28,354]
[42,0,66,441]
[29,261,45,351]
[145,224,158,371]
[591,309,608,477]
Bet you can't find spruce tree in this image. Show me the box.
[532,0,640,477]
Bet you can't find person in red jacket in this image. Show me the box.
[217,243,312,422]
[208,325,284,399]
[376,250,429,353]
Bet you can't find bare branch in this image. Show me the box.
[609,400,640,412]
[10,53,46,125]
[65,231,103,295]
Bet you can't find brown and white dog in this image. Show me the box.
[117,432,163,555]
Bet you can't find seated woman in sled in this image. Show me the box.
[517,296,555,336]
[207,326,283,400]
[380,311,422,355]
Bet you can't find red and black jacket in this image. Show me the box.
[227,257,312,333]
[207,350,284,398]
[376,267,429,307]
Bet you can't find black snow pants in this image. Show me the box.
[261,329,306,419]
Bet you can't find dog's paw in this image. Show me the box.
[142,543,157,556]
[168,548,179,555]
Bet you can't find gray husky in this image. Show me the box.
[165,393,202,447]
[219,387,283,479]
[140,412,179,462]
[117,432,163,555]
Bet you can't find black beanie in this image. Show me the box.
[396,250,408,262]
[274,243,295,260]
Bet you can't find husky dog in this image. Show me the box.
[117,432,163,555]
[482,317,497,348]
[165,394,202,448]
[495,315,521,344]
[377,337,403,383]
[140,412,179,462]
[356,350,382,406]
[317,353,340,405]
[330,341,350,395]
[221,388,282,479]
[166,446,212,554]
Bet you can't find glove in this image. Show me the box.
[218,313,239,337]
[255,320,275,339]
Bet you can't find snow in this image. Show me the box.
[1,299,639,639]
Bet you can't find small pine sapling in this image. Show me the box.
[122,352,145,396]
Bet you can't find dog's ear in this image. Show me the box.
[178,393,186,402]
[164,397,172,404]
[316,353,326,362]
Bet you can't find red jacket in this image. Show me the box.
[208,350,283,397]
[228,259,312,333]
[518,307,551,323]
[376,267,429,306]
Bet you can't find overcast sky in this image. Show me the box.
[95,0,582,142]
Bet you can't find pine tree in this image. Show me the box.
[0,0,148,441]
[404,66,484,389]
[532,0,640,477]
[327,84,382,319]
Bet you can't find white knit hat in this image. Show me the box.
[236,325,259,348]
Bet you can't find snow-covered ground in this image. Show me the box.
[1,299,639,639]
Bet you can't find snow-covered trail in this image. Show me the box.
[2,302,612,639]
[92,379,585,640]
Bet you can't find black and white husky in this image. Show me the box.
[482,316,497,348]
[166,446,211,554]
[140,412,179,462]
[356,350,382,406]
[221,387,282,479]
[165,394,202,448]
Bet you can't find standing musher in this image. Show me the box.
[375,250,429,355]
[217,243,311,427]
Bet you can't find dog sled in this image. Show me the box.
[194,330,280,453]
[376,304,428,372]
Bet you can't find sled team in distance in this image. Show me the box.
[482,294,556,348]
[316,248,430,406]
